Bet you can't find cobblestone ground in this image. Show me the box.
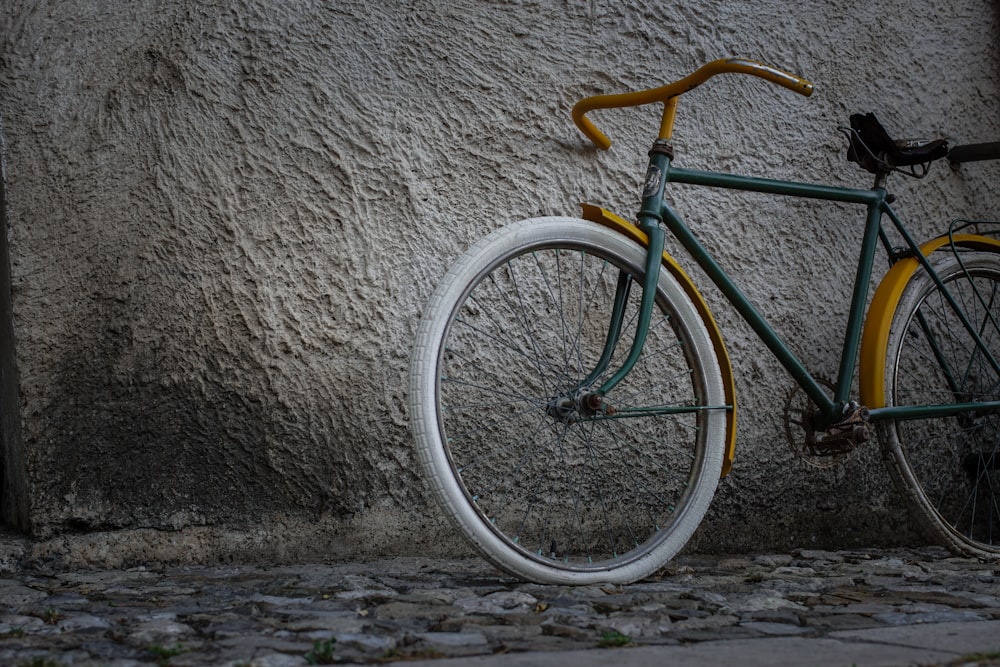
[2,547,1000,666]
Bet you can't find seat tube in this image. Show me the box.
[833,195,885,406]
[597,146,671,395]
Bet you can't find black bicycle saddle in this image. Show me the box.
[847,112,949,174]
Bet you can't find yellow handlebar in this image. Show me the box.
[572,57,814,150]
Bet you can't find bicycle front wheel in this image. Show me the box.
[410,217,728,584]
[881,251,1000,557]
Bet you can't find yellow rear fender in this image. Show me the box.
[859,234,1000,408]
[580,203,737,477]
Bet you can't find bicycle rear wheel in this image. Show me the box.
[410,217,727,584]
[881,251,1000,557]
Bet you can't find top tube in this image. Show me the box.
[572,57,813,150]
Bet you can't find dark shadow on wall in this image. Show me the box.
[0,113,30,532]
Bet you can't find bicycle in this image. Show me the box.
[409,57,1000,585]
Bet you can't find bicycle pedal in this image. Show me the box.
[812,403,872,455]
[785,381,873,467]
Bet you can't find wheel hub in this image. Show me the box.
[545,390,616,424]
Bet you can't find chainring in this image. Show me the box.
[783,377,853,469]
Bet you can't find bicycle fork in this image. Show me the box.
[582,146,671,403]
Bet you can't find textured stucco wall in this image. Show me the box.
[0,0,997,566]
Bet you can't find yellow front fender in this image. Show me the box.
[580,203,737,477]
[859,234,1000,408]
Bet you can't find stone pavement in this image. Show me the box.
[2,546,1000,666]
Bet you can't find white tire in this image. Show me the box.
[410,217,727,584]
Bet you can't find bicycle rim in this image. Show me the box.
[411,218,726,584]
[883,252,1000,556]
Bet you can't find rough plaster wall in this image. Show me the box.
[0,0,997,564]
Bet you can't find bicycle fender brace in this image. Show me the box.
[859,234,1000,409]
[580,203,738,477]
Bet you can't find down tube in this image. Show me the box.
[658,201,837,414]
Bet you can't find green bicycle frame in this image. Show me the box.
[596,144,1000,428]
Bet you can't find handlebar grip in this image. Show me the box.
[573,109,612,151]
[718,58,814,97]
[948,141,1000,164]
